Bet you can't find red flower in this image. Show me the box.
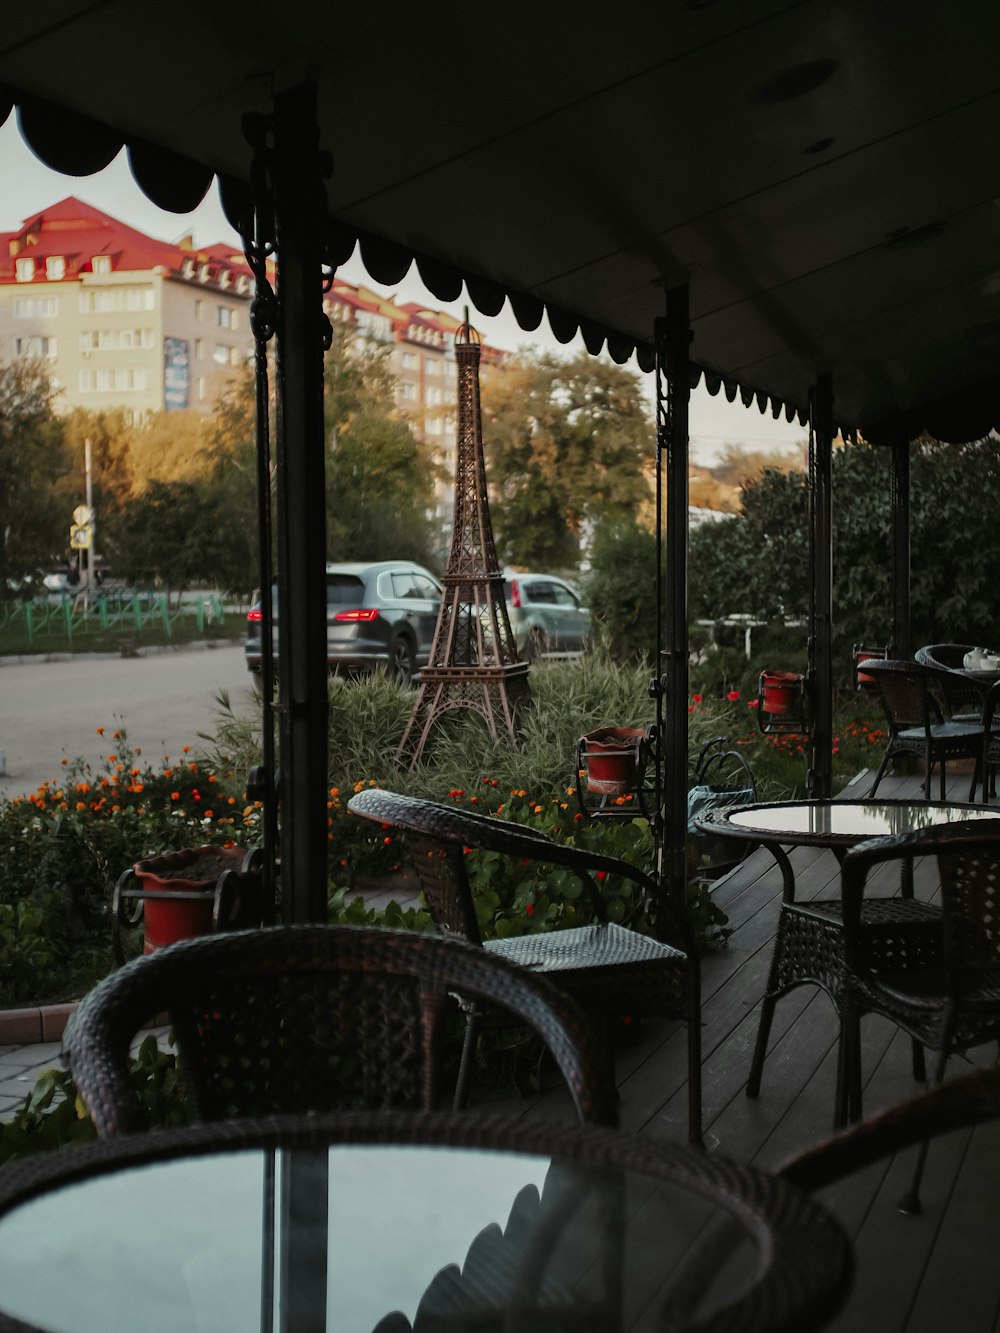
[692,693,703,703]
[525,903,534,916]
[747,698,760,708]
[596,870,607,881]
[727,690,740,701]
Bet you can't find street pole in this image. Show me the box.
[84,437,94,592]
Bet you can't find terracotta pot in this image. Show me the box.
[133,845,246,953]
[581,726,648,796]
[759,670,803,716]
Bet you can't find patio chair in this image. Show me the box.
[62,925,617,1136]
[836,819,1000,1209]
[348,787,702,1145]
[982,679,1000,800]
[778,1065,1000,1197]
[860,659,984,799]
[914,643,986,723]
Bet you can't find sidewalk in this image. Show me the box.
[0,1039,66,1118]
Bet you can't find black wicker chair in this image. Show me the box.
[62,925,618,1136]
[779,1065,1000,1197]
[913,643,984,723]
[348,788,702,1144]
[860,659,984,799]
[836,820,1000,1209]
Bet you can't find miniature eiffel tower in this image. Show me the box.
[398,316,530,765]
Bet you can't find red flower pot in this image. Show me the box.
[759,670,803,716]
[133,845,246,953]
[580,727,648,796]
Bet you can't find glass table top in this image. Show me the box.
[724,801,1000,841]
[0,1142,772,1333]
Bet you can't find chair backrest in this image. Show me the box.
[347,788,688,950]
[915,644,975,672]
[841,819,1000,985]
[63,925,618,1136]
[778,1066,1000,1191]
[861,659,947,730]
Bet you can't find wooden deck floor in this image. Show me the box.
[497,765,1000,1333]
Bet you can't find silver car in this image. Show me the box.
[504,572,591,661]
[246,560,442,685]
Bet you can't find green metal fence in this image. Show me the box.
[0,592,228,647]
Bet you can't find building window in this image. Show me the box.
[79,288,155,313]
[427,387,442,406]
[45,256,65,281]
[399,381,417,401]
[195,338,205,360]
[79,367,147,392]
[197,376,207,401]
[195,299,203,320]
[199,263,211,283]
[15,258,35,282]
[401,351,417,370]
[236,275,249,295]
[218,270,231,289]
[214,343,230,365]
[230,347,243,367]
[425,358,440,374]
[80,328,153,351]
[13,297,58,317]
[91,255,112,274]
[15,335,56,359]
[216,305,233,329]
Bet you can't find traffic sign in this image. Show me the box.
[69,525,92,550]
[73,504,93,526]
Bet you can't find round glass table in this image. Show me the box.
[0,1113,850,1333]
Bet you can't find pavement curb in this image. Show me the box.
[0,1003,77,1046]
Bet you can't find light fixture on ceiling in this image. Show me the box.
[752,60,840,104]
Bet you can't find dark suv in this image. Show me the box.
[245,560,442,685]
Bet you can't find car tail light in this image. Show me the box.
[509,579,522,608]
[247,608,263,623]
[335,608,380,622]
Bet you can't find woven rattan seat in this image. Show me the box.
[62,925,618,1136]
[839,819,1000,1117]
[861,659,984,799]
[348,787,702,1144]
[748,884,942,1127]
[833,820,1000,1208]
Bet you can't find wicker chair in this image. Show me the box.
[860,659,984,799]
[836,820,1000,1209]
[982,679,1000,800]
[62,925,618,1136]
[347,787,702,1144]
[778,1065,1000,1196]
[914,643,986,724]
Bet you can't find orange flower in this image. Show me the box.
[95,727,105,736]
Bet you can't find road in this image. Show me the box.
[0,643,257,797]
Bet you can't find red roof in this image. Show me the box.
[0,197,250,283]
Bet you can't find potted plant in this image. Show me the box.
[128,845,255,954]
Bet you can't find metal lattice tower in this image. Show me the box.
[399,318,530,764]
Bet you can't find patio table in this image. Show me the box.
[0,1112,850,1333]
[695,799,999,1114]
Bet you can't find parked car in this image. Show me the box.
[504,572,591,661]
[245,560,442,685]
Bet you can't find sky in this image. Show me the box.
[0,114,806,466]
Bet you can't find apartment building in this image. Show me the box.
[0,197,509,529]
[326,277,509,530]
[0,197,252,420]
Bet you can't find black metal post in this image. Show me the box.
[890,436,911,659]
[272,83,329,922]
[656,288,690,916]
[807,372,834,798]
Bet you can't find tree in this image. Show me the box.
[688,437,1000,652]
[480,350,654,569]
[0,362,72,586]
[584,516,662,664]
[110,478,227,593]
[324,326,439,566]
